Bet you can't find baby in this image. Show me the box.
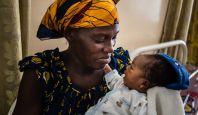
[85,53,189,115]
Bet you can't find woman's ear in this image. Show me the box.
[64,29,73,41]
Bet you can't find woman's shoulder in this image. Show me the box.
[109,47,131,75]
[18,48,61,72]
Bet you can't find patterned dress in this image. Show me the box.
[18,47,130,115]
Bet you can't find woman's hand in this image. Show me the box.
[103,64,112,74]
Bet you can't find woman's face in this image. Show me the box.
[67,24,119,69]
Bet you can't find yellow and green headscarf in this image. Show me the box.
[37,0,120,39]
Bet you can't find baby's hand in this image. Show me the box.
[103,64,112,74]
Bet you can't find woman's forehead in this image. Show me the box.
[93,24,120,32]
[76,24,120,35]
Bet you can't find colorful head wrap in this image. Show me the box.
[37,0,120,40]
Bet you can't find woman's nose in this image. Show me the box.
[103,40,114,53]
[104,40,114,53]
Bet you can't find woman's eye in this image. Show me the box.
[112,38,116,46]
[95,37,105,43]
[112,36,117,40]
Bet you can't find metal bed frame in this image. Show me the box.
[129,40,188,64]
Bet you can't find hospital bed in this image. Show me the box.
[8,40,198,115]
[129,40,197,115]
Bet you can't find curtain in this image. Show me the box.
[160,0,194,42]
[0,0,30,114]
[187,0,198,66]
[160,0,194,62]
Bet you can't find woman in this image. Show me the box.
[13,0,130,114]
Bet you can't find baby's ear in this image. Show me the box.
[139,79,150,90]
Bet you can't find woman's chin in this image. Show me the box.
[94,64,106,70]
[93,61,110,70]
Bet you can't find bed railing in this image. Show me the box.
[129,40,188,64]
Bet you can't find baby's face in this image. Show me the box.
[123,55,152,91]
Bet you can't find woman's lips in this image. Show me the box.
[97,57,111,64]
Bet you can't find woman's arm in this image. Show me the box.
[13,70,42,115]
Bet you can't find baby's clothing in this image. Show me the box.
[85,70,147,115]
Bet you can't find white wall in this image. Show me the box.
[29,0,169,55]
[115,0,169,51]
[30,0,67,55]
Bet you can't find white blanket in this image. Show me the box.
[147,86,185,115]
